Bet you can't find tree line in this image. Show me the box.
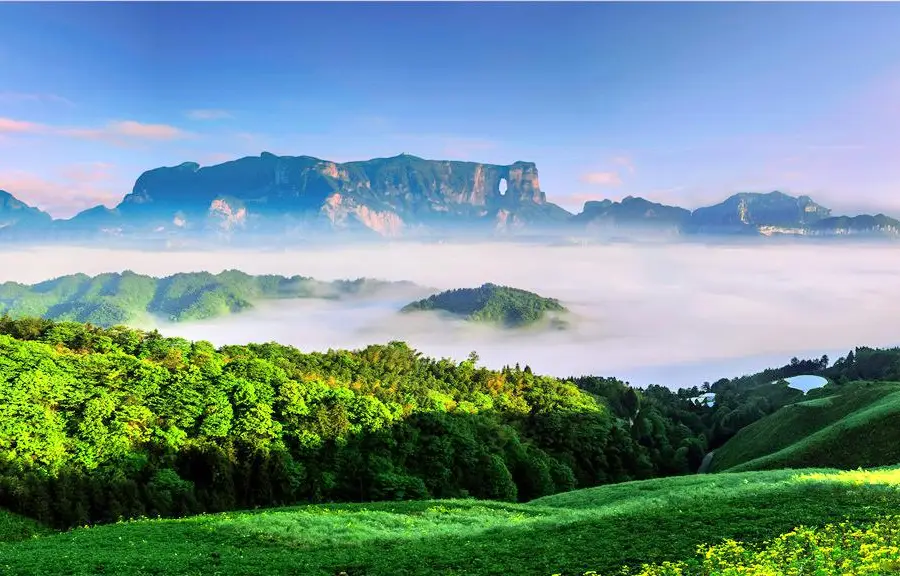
[1,315,886,529]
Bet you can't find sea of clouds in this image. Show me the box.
[2,240,899,388]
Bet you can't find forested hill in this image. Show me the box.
[1,315,892,531]
[0,316,710,528]
[0,270,422,327]
[400,283,567,327]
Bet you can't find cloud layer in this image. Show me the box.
[0,241,897,388]
[580,171,622,186]
[0,163,122,217]
[0,117,190,143]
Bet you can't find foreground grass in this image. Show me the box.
[1,467,899,576]
[569,515,900,575]
[711,381,900,472]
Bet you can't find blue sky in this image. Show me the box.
[1,2,899,217]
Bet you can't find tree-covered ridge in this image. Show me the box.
[0,270,419,327]
[400,283,568,328]
[0,316,712,529]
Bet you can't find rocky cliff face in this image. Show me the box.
[93,152,563,238]
[4,156,899,243]
[688,191,831,233]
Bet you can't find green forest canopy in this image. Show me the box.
[0,315,890,530]
[0,270,420,327]
[400,283,568,327]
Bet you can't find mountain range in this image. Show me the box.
[1,152,898,242]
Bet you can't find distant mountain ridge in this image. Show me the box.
[1,153,897,242]
[0,270,425,327]
[0,190,53,230]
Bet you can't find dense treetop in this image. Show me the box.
[0,315,707,528]
[0,313,895,532]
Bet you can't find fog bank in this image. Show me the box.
[2,241,899,388]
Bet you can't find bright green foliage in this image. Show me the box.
[2,467,900,575]
[0,316,702,529]
[401,283,568,328]
[571,515,900,575]
[0,270,416,327]
[711,381,900,472]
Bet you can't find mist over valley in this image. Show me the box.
[3,240,897,387]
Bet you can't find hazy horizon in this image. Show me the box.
[2,241,898,389]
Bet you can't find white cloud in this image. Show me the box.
[0,116,191,145]
[0,241,894,389]
[0,163,123,217]
[0,117,46,134]
[61,120,191,143]
[580,171,622,186]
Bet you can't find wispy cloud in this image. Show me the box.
[580,171,622,186]
[612,155,636,174]
[384,132,500,161]
[62,120,192,143]
[0,116,192,145]
[0,92,75,107]
[0,162,124,218]
[185,109,233,121]
[0,117,46,134]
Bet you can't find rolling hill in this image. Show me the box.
[0,467,898,575]
[709,381,900,472]
[0,270,423,327]
[400,283,568,328]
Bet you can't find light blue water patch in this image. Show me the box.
[784,374,828,393]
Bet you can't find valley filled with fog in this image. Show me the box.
[3,240,898,388]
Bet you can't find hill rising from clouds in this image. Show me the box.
[1,153,898,243]
[0,270,424,327]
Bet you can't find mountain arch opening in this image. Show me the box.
[498,177,507,197]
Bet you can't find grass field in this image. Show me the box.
[1,467,899,575]
[709,381,900,472]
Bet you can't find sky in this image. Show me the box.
[1,2,900,218]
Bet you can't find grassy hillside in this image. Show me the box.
[711,381,900,472]
[0,270,420,327]
[1,467,898,575]
[400,282,568,328]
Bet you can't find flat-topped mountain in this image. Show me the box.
[1,153,897,241]
[42,153,569,239]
